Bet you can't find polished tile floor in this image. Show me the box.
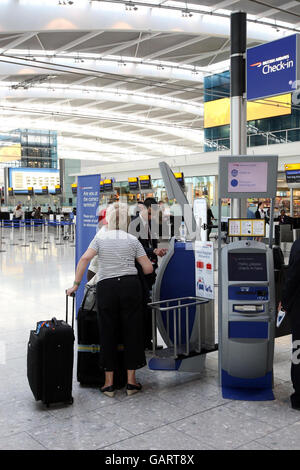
[0,226,298,450]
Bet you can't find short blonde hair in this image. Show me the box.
[106,202,130,231]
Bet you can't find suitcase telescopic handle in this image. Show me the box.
[65,292,75,329]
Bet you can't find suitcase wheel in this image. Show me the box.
[45,397,73,407]
[66,396,74,405]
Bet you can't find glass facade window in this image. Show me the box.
[20,129,57,168]
[204,70,300,152]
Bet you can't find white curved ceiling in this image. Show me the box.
[0,0,299,165]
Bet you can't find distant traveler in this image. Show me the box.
[34,207,42,219]
[279,238,300,410]
[207,204,215,239]
[278,209,291,225]
[255,201,268,241]
[66,202,153,397]
[255,201,269,223]
[13,204,23,227]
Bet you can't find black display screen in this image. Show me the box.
[286,170,300,184]
[228,252,267,281]
[128,178,139,191]
[139,176,152,190]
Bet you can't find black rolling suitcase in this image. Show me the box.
[27,295,75,407]
[77,284,104,386]
[77,284,127,389]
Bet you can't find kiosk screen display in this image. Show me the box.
[228,252,267,281]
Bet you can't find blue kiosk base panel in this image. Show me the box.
[221,370,274,401]
[148,354,206,373]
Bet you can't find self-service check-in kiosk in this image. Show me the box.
[148,162,216,373]
[218,155,278,400]
[220,240,276,399]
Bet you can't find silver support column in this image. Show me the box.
[290,187,294,217]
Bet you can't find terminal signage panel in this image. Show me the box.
[102,179,113,192]
[139,175,152,190]
[128,177,139,191]
[55,184,62,195]
[228,161,268,193]
[195,241,214,299]
[174,172,185,189]
[9,168,60,195]
[247,34,299,101]
[285,164,300,184]
[228,218,265,238]
[219,155,278,199]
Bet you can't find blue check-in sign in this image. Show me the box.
[247,34,299,101]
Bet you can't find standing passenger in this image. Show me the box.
[66,202,153,397]
[279,239,300,410]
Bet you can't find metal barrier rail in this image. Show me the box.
[0,218,75,250]
[148,296,209,358]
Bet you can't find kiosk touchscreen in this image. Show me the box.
[220,240,276,400]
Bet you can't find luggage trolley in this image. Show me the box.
[148,296,211,370]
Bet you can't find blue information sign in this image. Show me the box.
[75,174,100,314]
[247,34,298,101]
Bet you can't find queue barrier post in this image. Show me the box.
[10,219,18,246]
[0,220,6,253]
[20,219,30,247]
[55,220,63,246]
[29,219,36,243]
[39,219,48,250]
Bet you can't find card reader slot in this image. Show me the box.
[233,304,264,314]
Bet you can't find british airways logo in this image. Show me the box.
[250,54,294,75]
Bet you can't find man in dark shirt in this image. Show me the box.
[130,198,167,349]
[278,209,292,225]
[280,238,300,409]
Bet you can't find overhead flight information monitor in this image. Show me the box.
[285,163,300,186]
[139,175,152,191]
[128,177,139,191]
[174,172,185,189]
[103,179,113,192]
[55,184,62,195]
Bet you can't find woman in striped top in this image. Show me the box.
[67,202,153,397]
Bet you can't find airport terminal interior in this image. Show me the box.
[2,0,300,452]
